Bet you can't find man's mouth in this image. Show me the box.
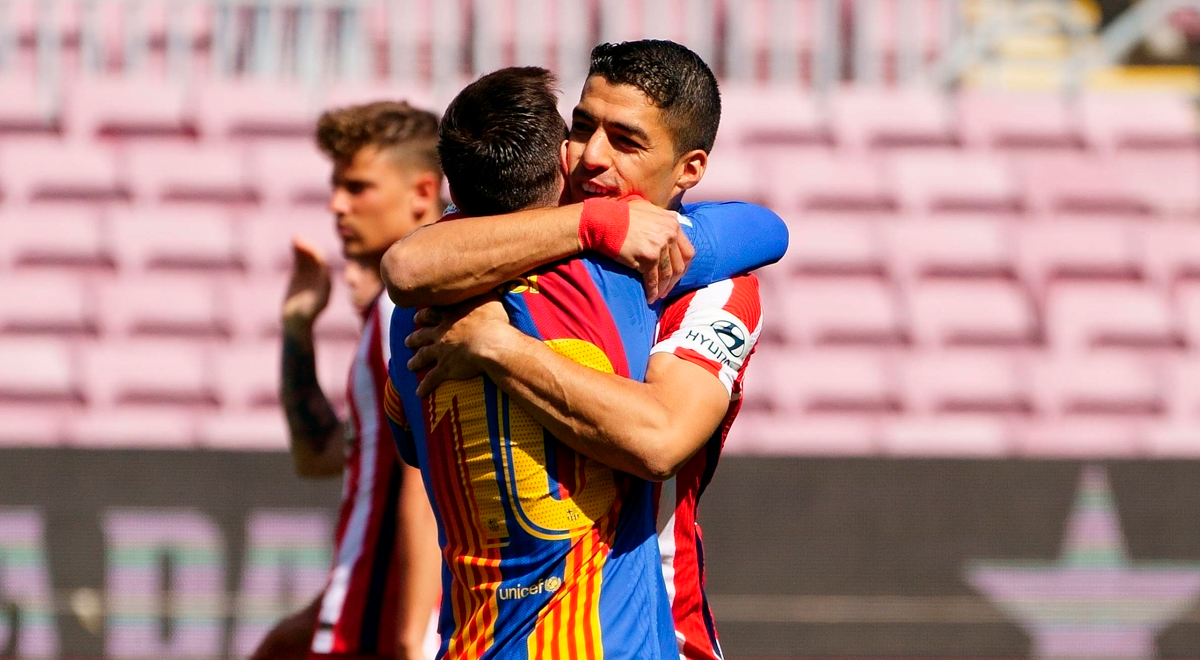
[580,181,617,197]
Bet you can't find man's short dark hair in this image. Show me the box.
[316,101,441,175]
[438,67,567,217]
[588,40,721,156]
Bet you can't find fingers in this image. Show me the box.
[404,325,440,350]
[413,307,443,327]
[641,254,661,303]
[659,240,686,300]
[290,235,328,268]
[656,247,675,301]
[407,345,437,373]
[415,363,447,397]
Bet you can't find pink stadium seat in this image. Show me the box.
[1046,283,1179,351]
[0,209,109,268]
[1145,222,1200,283]
[777,279,906,345]
[907,281,1037,346]
[110,209,241,271]
[80,340,215,407]
[0,75,57,134]
[689,152,765,204]
[768,349,900,413]
[769,152,895,212]
[724,413,877,456]
[1032,354,1164,416]
[1176,284,1200,348]
[880,415,1010,457]
[314,286,365,341]
[889,152,1022,213]
[1166,358,1200,418]
[1144,422,1200,458]
[127,144,258,204]
[778,217,886,277]
[229,275,286,339]
[242,210,340,274]
[0,408,62,447]
[830,87,955,149]
[1080,92,1200,150]
[325,83,437,114]
[98,275,227,337]
[253,143,332,207]
[198,411,288,450]
[957,91,1082,149]
[197,82,317,139]
[0,339,77,401]
[719,86,830,147]
[901,351,1030,414]
[66,77,193,138]
[886,216,1016,280]
[0,139,128,202]
[64,408,196,448]
[1115,151,1200,216]
[1013,152,1151,215]
[1016,419,1141,457]
[1018,219,1142,284]
[213,341,279,410]
[0,274,93,334]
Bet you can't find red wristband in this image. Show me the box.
[579,197,630,259]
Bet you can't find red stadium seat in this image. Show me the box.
[1046,283,1179,351]
[830,87,955,149]
[1013,152,1152,215]
[253,143,332,207]
[197,81,317,139]
[886,216,1016,280]
[0,75,57,134]
[242,210,340,275]
[80,340,215,408]
[198,410,288,450]
[0,208,109,268]
[1145,222,1200,283]
[0,339,77,401]
[214,341,280,410]
[957,91,1082,149]
[880,415,1010,457]
[110,209,242,271]
[768,349,900,413]
[1016,419,1141,457]
[64,408,196,448]
[1018,219,1143,284]
[1032,354,1164,416]
[66,77,193,138]
[901,351,1030,414]
[907,281,1037,347]
[776,217,886,277]
[98,275,228,337]
[0,274,94,334]
[1115,151,1200,216]
[0,139,128,202]
[1080,92,1200,150]
[889,152,1023,213]
[777,279,906,345]
[770,152,895,213]
[127,143,258,204]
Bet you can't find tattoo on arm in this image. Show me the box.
[281,332,341,450]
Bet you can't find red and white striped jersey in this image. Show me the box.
[311,292,403,658]
[650,275,763,660]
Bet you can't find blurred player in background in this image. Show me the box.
[252,101,442,660]
[393,41,768,660]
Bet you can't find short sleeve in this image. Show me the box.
[383,376,419,467]
[650,275,762,397]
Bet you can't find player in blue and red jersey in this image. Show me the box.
[390,41,774,660]
[383,65,785,660]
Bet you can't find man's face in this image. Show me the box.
[328,146,436,260]
[565,76,696,208]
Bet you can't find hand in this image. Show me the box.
[614,200,693,302]
[282,236,332,332]
[247,597,319,660]
[405,297,512,396]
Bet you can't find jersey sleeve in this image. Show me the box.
[674,201,788,294]
[383,373,419,468]
[650,275,763,396]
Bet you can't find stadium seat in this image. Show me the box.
[0,274,94,334]
[229,276,286,339]
[0,139,128,202]
[777,279,906,345]
[1114,151,1200,216]
[1144,422,1200,458]
[1016,419,1141,457]
[325,82,438,114]
[888,152,1023,213]
[830,87,956,149]
[63,408,196,448]
[198,410,288,450]
[1166,358,1200,418]
[98,275,228,337]
[0,208,109,268]
[197,81,318,139]
[769,152,896,213]
[777,217,887,277]
[110,209,242,271]
[66,77,193,138]
[0,407,62,447]
[901,351,1030,414]
[127,143,258,204]
[0,75,58,134]
[80,340,215,407]
[724,413,877,456]
[886,216,1016,280]
[214,341,280,410]
[1175,284,1200,349]
[1080,92,1200,150]
[907,281,1037,347]
[767,349,900,413]
[252,143,332,207]
[719,86,830,147]
[1032,354,1164,416]
[1018,219,1143,285]
[1013,152,1152,215]
[0,339,77,402]
[688,152,765,204]
[880,415,1010,457]
[1045,283,1179,351]
[957,91,1082,149]
[242,210,339,275]
[1144,222,1200,284]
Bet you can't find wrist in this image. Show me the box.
[579,198,630,259]
[471,322,526,371]
[282,318,315,339]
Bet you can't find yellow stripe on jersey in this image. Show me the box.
[383,377,407,430]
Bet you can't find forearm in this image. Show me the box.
[394,463,440,658]
[280,327,343,478]
[381,205,584,308]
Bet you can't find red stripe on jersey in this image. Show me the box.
[520,261,631,378]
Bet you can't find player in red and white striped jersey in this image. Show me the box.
[651,275,762,660]
[255,101,441,660]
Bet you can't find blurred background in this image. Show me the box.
[0,0,1198,658]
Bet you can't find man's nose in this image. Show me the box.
[580,131,611,170]
[328,187,350,215]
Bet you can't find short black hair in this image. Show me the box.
[438,67,567,217]
[588,40,721,155]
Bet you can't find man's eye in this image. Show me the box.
[345,182,366,194]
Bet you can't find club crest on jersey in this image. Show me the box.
[503,275,540,294]
[711,319,747,357]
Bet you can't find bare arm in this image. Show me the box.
[247,592,321,660]
[393,462,441,660]
[381,201,689,308]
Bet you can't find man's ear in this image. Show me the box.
[559,139,570,177]
[410,171,441,218]
[673,149,708,193]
